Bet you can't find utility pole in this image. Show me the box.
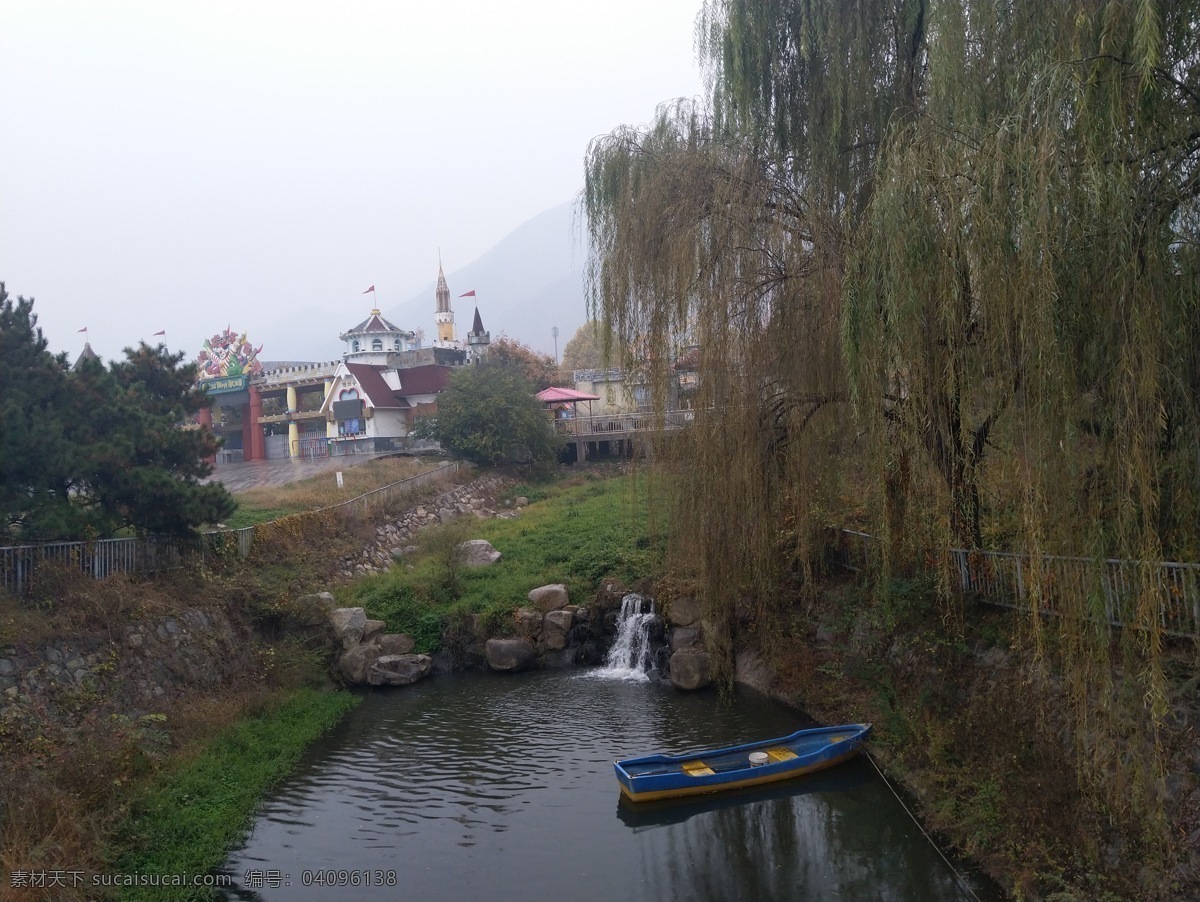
[552,326,559,364]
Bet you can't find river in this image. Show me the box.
[218,669,996,901]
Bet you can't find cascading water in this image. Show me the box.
[591,593,658,681]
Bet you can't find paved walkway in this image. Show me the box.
[202,453,397,494]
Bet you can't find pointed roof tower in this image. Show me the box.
[435,262,451,314]
[72,342,99,370]
[467,306,490,362]
[434,259,456,346]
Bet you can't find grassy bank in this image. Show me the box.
[220,456,442,527]
[109,688,359,902]
[349,469,664,649]
[754,575,1198,900]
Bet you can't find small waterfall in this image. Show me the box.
[591,593,657,682]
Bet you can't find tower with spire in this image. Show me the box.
[434,261,456,347]
[467,306,490,362]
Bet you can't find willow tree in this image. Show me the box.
[585,0,1200,860]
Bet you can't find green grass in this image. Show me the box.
[109,689,360,901]
[220,506,291,529]
[350,472,664,651]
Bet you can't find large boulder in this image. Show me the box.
[291,592,336,627]
[669,626,703,652]
[338,643,382,684]
[363,619,387,643]
[669,649,712,690]
[484,638,536,672]
[540,609,575,651]
[329,608,368,649]
[528,584,569,613]
[667,596,703,627]
[462,539,502,567]
[377,633,415,656]
[368,654,433,686]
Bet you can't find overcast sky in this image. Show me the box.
[1,0,707,363]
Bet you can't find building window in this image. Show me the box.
[372,338,383,351]
[394,338,402,351]
[352,340,360,353]
[339,388,359,400]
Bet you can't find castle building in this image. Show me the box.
[197,263,486,461]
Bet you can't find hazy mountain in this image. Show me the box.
[386,201,588,357]
[256,201,589,363]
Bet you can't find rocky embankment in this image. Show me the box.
[313,570,719,691]
[337,475,521,578]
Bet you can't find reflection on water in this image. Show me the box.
[219,670,994,902]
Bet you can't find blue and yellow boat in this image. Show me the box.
[614,723,872,803]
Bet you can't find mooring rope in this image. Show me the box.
[862,749,985,902]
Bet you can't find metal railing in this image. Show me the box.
[0,461,461,596]
[833,529,1200,639]
[553,409,694,437]
[318,460,460,520]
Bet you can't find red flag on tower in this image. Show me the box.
[154,330,166,336]
[78,327,88,333]
[362,285,375,294]
[459,290,476,298]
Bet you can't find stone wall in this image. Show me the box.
[338,475,517,578]
[0,607,257,727]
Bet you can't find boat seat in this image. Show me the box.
[766,747,798,762]
[681,760,715,777]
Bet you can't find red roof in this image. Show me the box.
[345,362,404,409]
[398,364,453,397]
[536,386,601,403]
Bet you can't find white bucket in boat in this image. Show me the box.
[749,751,769,767]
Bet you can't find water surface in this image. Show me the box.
[220,670,990,901]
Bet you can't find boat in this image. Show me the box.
[614,723,872,803]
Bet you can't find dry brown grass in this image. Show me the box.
[233,456,438,515]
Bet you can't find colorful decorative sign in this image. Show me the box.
[197,327,264,380]
[201,374,250,394]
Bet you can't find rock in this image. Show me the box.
[667,596,702,627]
[362,619,387,642]
[461,539,502,567]
[329,608,368,649]
[484,638,536,672]
[541,609,575,650]
[368,654,433,686]
[515,496,529,506]
[528,584,569,612]
[670,649,712,690]
[669,626,702,652]
[735,648,774,695]
[515,609,544,638]
[377,633,415,655]
[292,592,336,626]
[338,643,383,684]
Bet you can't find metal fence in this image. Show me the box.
[832,529,1200,639]
[552,409,695,437]
[0,461,461,596]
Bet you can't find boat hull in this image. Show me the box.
[614,724,872,803]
